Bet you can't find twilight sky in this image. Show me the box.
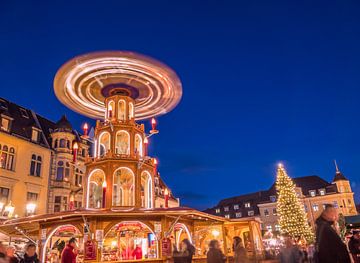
[1,1,360,209]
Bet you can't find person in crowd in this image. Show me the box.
[20,243,39,263]
[173,238,195,263]
[0,243,7,263]
[278,236,301,263]
[207,240,226,263]
[61,237,77,263]
[348,230,360,263]
[314,204,350,263]
[232,236,248,263]
[132,245,143,260]
[6,246,19,263]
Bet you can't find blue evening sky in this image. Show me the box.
[1,1,360,209]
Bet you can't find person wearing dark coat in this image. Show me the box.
[348,230,360,263]
[315,204,351,263]
[19,244,39,263]
[207,240,226,263]
[173,239,195,263]
[61,237,77,263]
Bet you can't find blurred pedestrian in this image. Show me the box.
[207,240,226,263]
[20,243,39,263]
[61,237,77,263]
[173,239,195,263]
[233,236,248,263]
[314,204,350,263]
[348,230,360,263]
[278,236,301,263]
[6,246,19,263]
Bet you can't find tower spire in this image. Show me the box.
[334,160,340,173]
[333,160,348,181]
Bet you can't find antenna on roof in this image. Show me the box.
[334,160,340,173]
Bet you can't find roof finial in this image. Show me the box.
[334,160,340,173]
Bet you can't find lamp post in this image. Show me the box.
[164,188,169,208]
[102,180,107,208]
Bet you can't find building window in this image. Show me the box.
[31,129,39,142]
[264,209,269,217]
[56,161,64,181]
[319,189,325,196]
[266,225,272,231]
[59,139,66,148]
[235,212,242,218]
[0,187,9,203]
[1,117,10,132]
[348,199,352,206]
[224,206,229,212]
[30,154,42,177]
[20,108,29,118]
[27,192,38,202]
[333,201,338,208]
[215,208,220,214]
[0,145,15,171]
[75,169,83,186]
[309,190,316,197]
[54,196,61,212]
[270,195,276,202]
[272,208,277,215]
[245,202,251,208]
[275,224,281,232]
[248,210,254,216]
[313,204,319,211]
[225,214,230,219]
[234,204,239,210]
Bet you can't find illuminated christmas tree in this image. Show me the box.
[276,163,314,243]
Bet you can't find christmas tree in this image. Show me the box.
[276,163,314,243]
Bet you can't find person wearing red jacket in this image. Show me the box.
[132,245,143,260]
[61,238,77,263]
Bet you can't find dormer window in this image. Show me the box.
[20,108,29,118]
[31,128,40,142]
[270,195,276,202]
[245,202,251,208]
[319,189,325,196]
[224,206,229,212]
[234,204,239,210]
[215,208,220,214]
[1,117,11,132]
[309,190,316,197]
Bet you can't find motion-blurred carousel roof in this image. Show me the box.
[54,51,183,120]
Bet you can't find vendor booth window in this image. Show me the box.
[113,167,135,206]
[141,171,153,208]
[99,132,111,157]
[87,169,106,208]
[115,130,130,155]
[102,221,158,261]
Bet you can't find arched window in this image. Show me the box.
[56,161,64,181]
[108,100,115,119]
[66,140,70,149]
[129,102,134,119]
[30,154,42,177]
[0,145,15,171]
[134,134,143,157]
[54,139,58,148]
[118,100,126,121]
[59,139,66,148]
[141,171,153,208]
[113,167,135,206]
[115,130,130,155]
[98,132,111,157]
[65,162,70,179]
[87,169,106,208]
[75,169,83,186]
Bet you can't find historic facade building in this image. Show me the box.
[0,97,52,217]
[205,167,357,233]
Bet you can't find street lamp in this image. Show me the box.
[26,203,36,216]
[3,201,15,218]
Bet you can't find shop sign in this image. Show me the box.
[161,238,172,257]
[84,240,97,261]
[95,229,104,242]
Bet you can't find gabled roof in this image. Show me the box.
[333,170,348,182]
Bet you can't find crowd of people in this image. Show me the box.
[0,238,78,263]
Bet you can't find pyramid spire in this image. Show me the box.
[333,160,348,181]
